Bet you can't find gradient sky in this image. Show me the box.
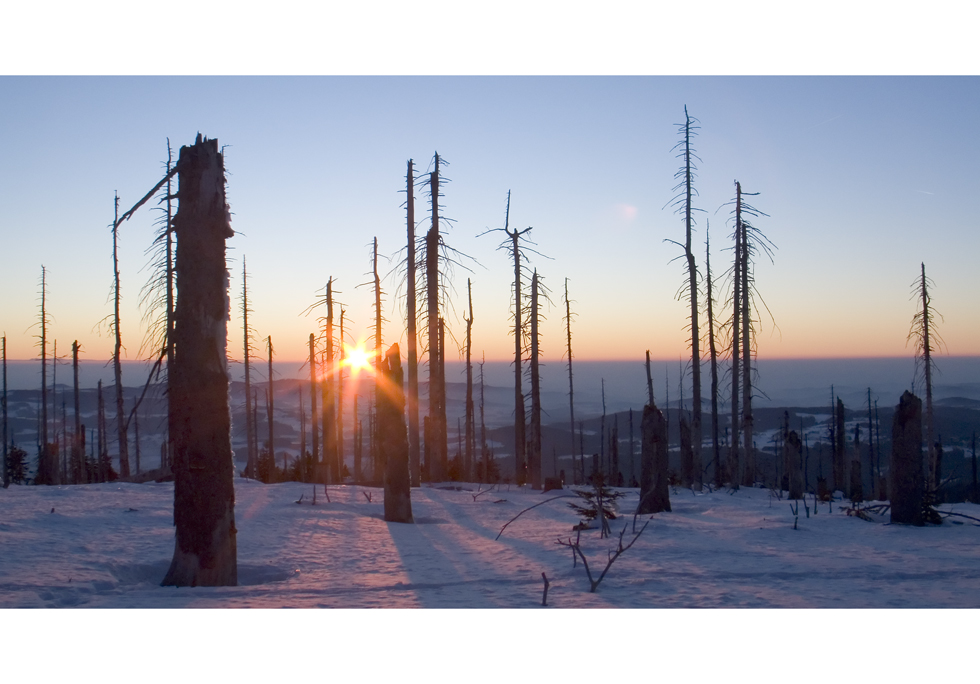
[1,74,978,367]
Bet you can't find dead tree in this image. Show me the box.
[868,388,878,500]
[338,308,347,476]
[478,190,540,485]
[638,403,671,514]
[353,393,361,481]
[35,266,56,485]
[380,344,413,523]
[564,279,578,484]
[480,354,490,482]
[97,380,109,482]
[908,263,944,494]
[528,270,547,490]
[464,278,475,481]
[724,181,775,488]
[242,259,257,478]
[266,336,277,476]
[322,278,339,483]
[786,429,803,500]
[666,105,703,489]
[110,194,131,478]
[834,396,846,492]
[308,332,319,481]
[404,159,421,487]
[2,335,6,488]
[424,154,447,481]
[162,135,237,587]
[705,221,721,486]
[890,390,924,525]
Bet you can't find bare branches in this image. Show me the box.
[556,518,652,593]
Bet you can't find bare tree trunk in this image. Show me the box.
[739,185,753,488]
[480,355,488,483]
[529,270,542,490]
[705,223,721,487]
[38,266,53,485]
[353,394,361,481]
[112,194,130,479]
[372,237,383,482]
[890,390,924,525]
[242,259,256,479]
[729,212,741,490]
[380,344,413,522]
[267,336,276,477]
[308,333,319,481]
[638,403,670,514]
[680,107,702,490]
[71,341,82,483]
[338,308,346,479]
[426,155,447,482]
[786,430,803,500]
[645,351,654,407]
[298,386,306,480]
[464,279,474,482]
[2,335,6,488]
[162,135,237,587]
[406,160,421,487]
[920,263,937,493]
[508,205,526,485]
[164,139,175,473]
[566,279,578,483]
[323,278,338,483]
[97,380,107,482]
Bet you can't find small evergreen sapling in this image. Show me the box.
[568,472,624,538]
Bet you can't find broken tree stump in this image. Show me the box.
[786,430,804,500]
[380,344,413,523]
[890,390,924,526]
[161,135,238,587]
[638,403,671,514]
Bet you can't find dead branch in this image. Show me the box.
[115,166,180,229]
[556,517,652,593]
[495,494,576,541]
[541,572,550,606]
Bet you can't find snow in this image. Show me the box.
[3,477,977,682]
[3,478,980,609]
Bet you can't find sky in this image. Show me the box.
[1,8,978,376]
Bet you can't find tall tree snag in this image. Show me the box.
[565,280,579,483]
[380,344,413,523]
[666,106,703,489]
[908,263,943,494]
[529,270,543,490]
[890,391,924,526]
[638,403,670,514]
[464,278,475,481]
[242,258,257,478]
[162,135,237,587]
[705,222,721,486]
[111,194,131,478]
[405,160,421,487]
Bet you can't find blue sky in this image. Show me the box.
[1,7,978,374]
[2,76,977,368]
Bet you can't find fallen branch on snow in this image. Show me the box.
[556,518,652,593]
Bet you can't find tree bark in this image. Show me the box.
[890,390,923,526]
[406,160,421,487]
[112,195,130,479]
[381,344,413,523]
[464,279,474,482]
[529,270,542,490]
[426,155,447,481]
[638,404,670,514]
[786,430,803,500]
[162,135,237,587]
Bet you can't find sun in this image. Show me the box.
[344,344,373,373]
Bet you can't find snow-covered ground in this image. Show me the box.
[3,478,979,609]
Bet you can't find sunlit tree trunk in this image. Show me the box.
[162,135,237,587]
